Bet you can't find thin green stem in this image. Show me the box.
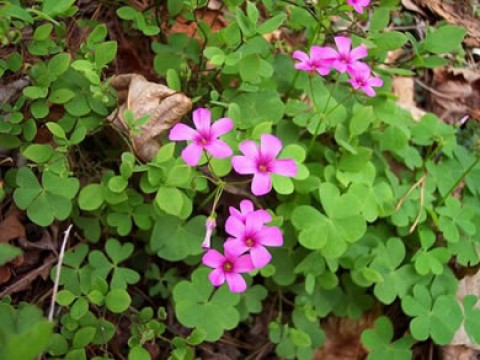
[308,73,341,151]
[438,155,480,206]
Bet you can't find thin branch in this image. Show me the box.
[48,224,73,322]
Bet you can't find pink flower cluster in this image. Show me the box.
[203,200,282,292]
[169,108,298,196]
[169,108,298,293]
[293,36,383,97]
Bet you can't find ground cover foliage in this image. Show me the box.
[0,0,480,359]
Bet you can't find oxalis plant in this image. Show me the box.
[0,0,479,359]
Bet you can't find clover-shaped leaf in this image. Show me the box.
[151,215,205,261]
[237,284,268,320]
[89,239,139,289]
[292,183,366,259]
[13,168,79,226]
[401,284,462,344]
[173,268,241,341]
[437,197,476,243]
[56,244,89,295]
[370,238,425,304]
[463,295,480,345]
[361,316,414,360]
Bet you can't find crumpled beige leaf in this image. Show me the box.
[107,74,192,161]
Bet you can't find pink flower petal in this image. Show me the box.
[225,238,250,257]
[225,273,247,293]
[350,45,368,61]
[271,159,298,177]
[310,46,337,60]
[181,143,203,166]
[257,226,283,247]
[225,216,246,238]
[192,108,211,133]
[368,77,383,87]
[250,245,272,268]
[251,172,272,196]
[234,254,254,273]
[292,50,309,62]
[239,200,254,215]
[245,212,265,233]
[205,139,232,159]
[202,249,225,268]
[231,156,256,175]
[260,134,283,159]
[362,85,376,97]
[169,123,196,141]
[335,36,351,54]
[209,268,226,286]
[255,209,272,223]
[239,140,260,159]
[211,117,234,137]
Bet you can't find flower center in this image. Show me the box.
[258,164,268,172]
[245,238,255,247]
[223,261,233,272]
[340,54,349,64]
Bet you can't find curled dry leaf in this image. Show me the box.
[429,67,480,123]
[107,74,192,161]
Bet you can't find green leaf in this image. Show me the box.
[95,41,117,68]
[23,144,54,163]
[350,105,373,136]
[72,327,96,349]
[166,69,181,91]
[23,86,48,99]
[155,187,184,216]
[78,184,104,211]
[33,23,53,41]
[129,346,151,360]
[55,290,76,306]
[173,268,241,341]
[42,0,75,16]
[151,215,205,261]
[239,54,261,83]
[49,88,76,104]
[0,243,22,266]
[371,32,407,50]
[258,13,287,34]
[423,25,467,54]
[361,316,414,360]
[46,122,67,139]
[48,53,71,78]
[105,289,131,313]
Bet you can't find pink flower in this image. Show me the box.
[201,217,216,250]
[331,36,368,74]
[224,212,283,268]
[202,248,254,293]
[292,46,337,75]
[228,199,271,225]
[348,63,383,96]
[231,134,297,196]
[347,0,371,14]
[169,108,233,166]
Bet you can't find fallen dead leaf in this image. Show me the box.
[428,67,480,123]
[314,311,379,360]
[0,207,26,243]
[107,74,192,162]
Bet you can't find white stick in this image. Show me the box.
[48,224,73,322]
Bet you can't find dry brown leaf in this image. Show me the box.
[401,0,427,16]
[413,0,480,47]
[429,67,480,123]
[107,74,192,161]
[314,311,379,360]
[0,207,26,243]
